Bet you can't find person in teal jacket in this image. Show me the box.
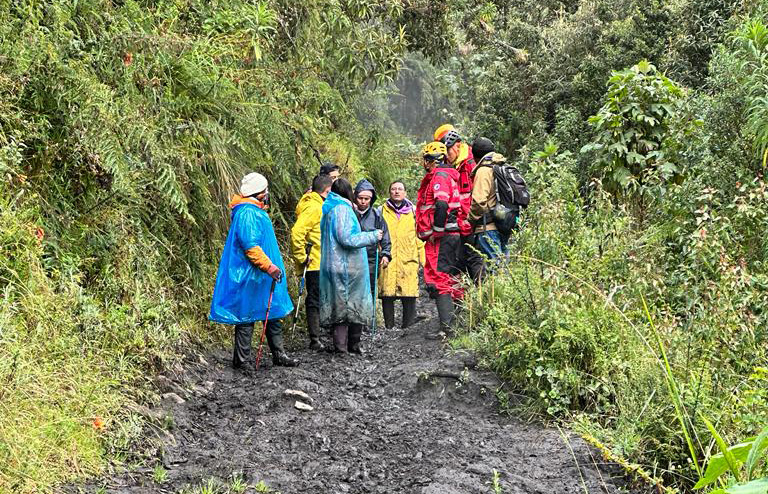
[209,172,299,370]
[320,178,382,354]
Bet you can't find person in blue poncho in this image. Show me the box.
[209,172,299,370]
[320,178,383,354]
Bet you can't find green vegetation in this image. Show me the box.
[1,0,767,493]
[455,2,768,491]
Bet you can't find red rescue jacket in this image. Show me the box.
[416,163,461,240]
[452,143,476,236]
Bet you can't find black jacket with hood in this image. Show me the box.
[354,179,392,275]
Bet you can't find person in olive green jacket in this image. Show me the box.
[378,180,425,329]
[290,174,333,350]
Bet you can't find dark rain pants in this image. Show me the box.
[233,318,285,368]
[381,297,417,329]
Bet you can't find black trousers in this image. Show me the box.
[381,296,417,329]
[233,318,284,367]
[305,270,320,310]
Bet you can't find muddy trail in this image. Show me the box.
[69,296,642,494]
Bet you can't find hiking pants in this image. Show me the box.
[424,234,463,300]
[475,230,509,263]
[381,296,417,329]
[305,270,320,311]
[233,318,285,368]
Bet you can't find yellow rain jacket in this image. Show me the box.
[291,191,323,272]
[378,200,425,298]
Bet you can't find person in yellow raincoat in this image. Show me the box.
[378,180,425,329]
[290,174,333,350]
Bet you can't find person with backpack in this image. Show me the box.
[353,179,392,300]
[379,180,425,330]
[469,137,530,260]
[434,124,484,283]
[319,178,383,354]
[416,141,463,338]
[290,174,334,351]
[209,172,299,371]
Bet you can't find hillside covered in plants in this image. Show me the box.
[1,0,767,493]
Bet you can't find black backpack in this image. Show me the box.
[481,155,530,234]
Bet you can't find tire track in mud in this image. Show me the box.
[69,296,639,494]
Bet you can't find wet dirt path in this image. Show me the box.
[70,296,636,493]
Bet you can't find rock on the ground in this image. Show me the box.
[284,389,314,403]
[294,401,314,412]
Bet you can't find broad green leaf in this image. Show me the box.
[702,414,742,483]
[727,478,768,494]
[612,166,633,186]
[747,427,768,479]
[696,440,755,490]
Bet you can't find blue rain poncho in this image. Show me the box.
[209,200,293,325]
[319,192,379,326]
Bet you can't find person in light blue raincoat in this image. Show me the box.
[320,178,382,354]
[209,172,299,369]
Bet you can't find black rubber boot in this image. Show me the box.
[307,308,324,351]
[333,325,348,354]
[348,323,363,355]
[273,351,299,367]
[266,319,299,367]
[382,297,396,329]
[232,323,254,368]
[401,297,417,329]
[428,294,454,339]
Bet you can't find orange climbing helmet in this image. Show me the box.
[433,124,455,142]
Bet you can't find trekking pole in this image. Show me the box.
[290,244,312,335]
[372,247,380,338]
[255,277,278,371]
[372,213,383,339]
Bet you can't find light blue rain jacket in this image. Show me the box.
[209,202,293,324]
[319,192,379,326]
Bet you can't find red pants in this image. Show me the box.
[424,234,463,300]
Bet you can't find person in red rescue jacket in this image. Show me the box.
[434,124,484,283]
[416,141,463,338]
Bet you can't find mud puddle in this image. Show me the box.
[67,296,640,494]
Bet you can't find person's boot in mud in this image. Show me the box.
[347,323,364,355]
[307,306,324,351]
[428,293,455,339]
[332,324,348,355]
[401,297,417,328]
[232,323,256,373]
[266,319,299,367]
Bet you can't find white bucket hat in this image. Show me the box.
[240,172,268,197]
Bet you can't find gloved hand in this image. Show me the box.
[266,264,282,281]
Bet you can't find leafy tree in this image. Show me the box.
[581,61,687,211]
